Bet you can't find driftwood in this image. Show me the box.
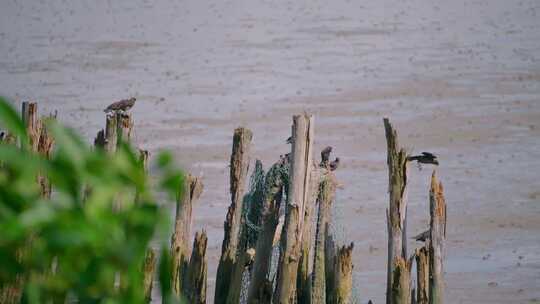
[334,243,354,304]
[311,173,336,304]
[429,172,446,304]
[171,174,203,297]
[215,127,252,303]
[383,118,410,304]
[274,114,314,303]
[186,230,208,304]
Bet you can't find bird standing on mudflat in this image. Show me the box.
[104,97,136,113]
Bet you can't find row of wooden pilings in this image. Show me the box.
[4,103,445,304]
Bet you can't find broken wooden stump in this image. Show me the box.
[334,243,354,304]
[415,246,429,304]
[116,112,133,145]
[171,174,203,297]
[186,230,208,304]
[391,257,411,304]
[215,127,253,304]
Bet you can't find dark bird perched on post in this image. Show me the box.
[321,146,332,166]
[104,97,136,113]
[329,157,340,171]
[412,229,430,242]
[407,152,439,165]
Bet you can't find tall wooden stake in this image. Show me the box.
[215,127,252,303]
[311,174,336,304]
[429,172,446,304]
[274,114,314,304]
[383,118,409,304]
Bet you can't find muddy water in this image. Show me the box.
[2,0,540,303]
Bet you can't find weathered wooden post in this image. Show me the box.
[297,167,321,304]
[116,112,133,145]
[311,174,336,304]
[383,118,410,304]
[247,155,289,303]
[143,249,157,302]
[215,127,252,303]
[171,174,203,297]
[37,111,55,199]
[136,149,156,303]
[391,257,411,304]
[429,172,446,304]
[334,243,354,304]
[415,246,429,304]
[274,114,314,304]
[186,230,208,304]
[22,102,40,152]
[324,225,336,304]
[104,113,118,154]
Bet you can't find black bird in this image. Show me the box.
[329,157,340,171]
[407,152,439,165]
[412,229,430,242]
[321,146,332,165]
[286,136,293,144]
[104,97,136,113]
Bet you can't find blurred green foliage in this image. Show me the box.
[0,97,183,303]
